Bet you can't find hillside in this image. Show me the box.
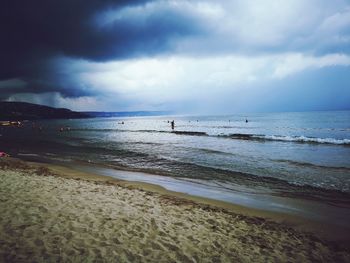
[0,102,88,121]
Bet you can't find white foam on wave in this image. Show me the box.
[256,135,350,145]
[17,153,40,157]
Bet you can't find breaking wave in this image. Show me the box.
[221,133,350,145]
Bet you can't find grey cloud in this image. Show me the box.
[1,0,349,109]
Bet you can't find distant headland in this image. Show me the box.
[0,101,171,121]
[0,101,88,121]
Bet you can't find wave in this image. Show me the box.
[136,129,168,133]
[77,156,350,195]
[73,128,208,136]
[71,128,120,132]
[72,128,350,145]
[274,159,350,171]
[221,133,350,145]
[171,131,208,136]
[186,147,235,156]
[122,129,209,136]
[17,153,40,157]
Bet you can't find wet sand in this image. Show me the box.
[0,158,349,262]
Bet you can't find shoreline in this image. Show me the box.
[1,157,350,261]
[2,157,350,243]
[17,156,350,241]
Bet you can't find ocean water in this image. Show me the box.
[1,111,350,195]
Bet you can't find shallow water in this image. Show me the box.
[1,111,350,195]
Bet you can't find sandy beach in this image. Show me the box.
[0,158,349,262]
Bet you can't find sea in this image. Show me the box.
[1,111,350,224]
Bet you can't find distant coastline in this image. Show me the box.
[85,110,172,118]
[0,101,88,121]
[0,101,171,121]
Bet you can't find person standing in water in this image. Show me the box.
[171,120,175,130]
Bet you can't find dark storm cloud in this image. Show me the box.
[1,0,350,111]
[0,0,203,98]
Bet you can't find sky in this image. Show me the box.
[1,0,350,113]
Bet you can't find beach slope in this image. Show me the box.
[0,159,349,262]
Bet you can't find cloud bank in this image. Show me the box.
[1,0,350,112]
